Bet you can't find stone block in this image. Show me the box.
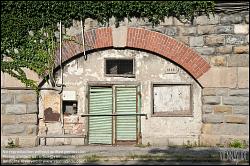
[202,105,214,114]
[64,138,72,145]
[173,17,186,26]
[179,27,196,35]
[1,94,13,104]
[246,14,249,23]
[2,72,26,87]
[202,114,224,123]
[54,138,64,145]
[194,47,215,55]
[27,104,38,114]
[112,26,127,48]
[26,125,38,135]
[15,93,37,104]
[202,96,221,105]
[164,27,178,36]
[233,106,249,115]
[78,117,85,124]
[197,25,216,35]
[200,134,220,146]
[233,46,249,54]
[234,24,249,34]
[152,26,165,34]
[5,104,26,115]
[43,91,61,114]
[46,122,63,135]
[1,104,5,115]
[198,67,237,88]
[1,115,18,124]
[195,14,220,25]
[210,56,226,66]
[38,125,47,136]
[174,36,189,45]
[221,14,243,24]
[205,35,225,46]
[19,136,38,147]
[220,135,249,146]
[65,26,81,36]
[189,36,204,47]
[227,54,249,67]
[229,89,249,97]
[2,124,26,135]
[246,34,249,43]
[71,138,85,145]
[201,124,212,134]
[225,115,248,124]
[202,88,216,96]
[226,35,246,45]
[216,88,228,96]
[238,67,249,88]
[214,106,232,114]
[223,96,249,106]
[18,114,38,124]
[216,26,233,34]
[203,123,248,135]
[216,46,232,54]
[46,138,55,146]
[63,115,79,124]
[72,124,84,135]
[160,16,173,26]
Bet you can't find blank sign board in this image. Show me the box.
[153,84,191,116]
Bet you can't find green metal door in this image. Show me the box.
[88,87,112,144]
[116,87,137,141]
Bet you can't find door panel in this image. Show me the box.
[116,87,137,141]
[88,87,112,144]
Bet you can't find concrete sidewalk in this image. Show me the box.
[1,145,249,165]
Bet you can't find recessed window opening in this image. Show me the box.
[105,59,134,77]
[63,101,78,115]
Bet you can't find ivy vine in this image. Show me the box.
[1,1,215,93]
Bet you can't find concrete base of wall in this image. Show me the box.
[39,137,86,146]
[142,136,200,146]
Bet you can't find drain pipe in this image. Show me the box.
[81,19,87,60]
[57,21,64,94]
[58,21,64,134]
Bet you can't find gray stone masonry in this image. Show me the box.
[227,54,249,67]
[1,89,38,147]
[1,11,249,147]
[202,96,221,105]
[223,96,249,106]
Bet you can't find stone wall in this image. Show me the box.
[1,11,249,147]
[63,12,249,146]
[1,90,38,147]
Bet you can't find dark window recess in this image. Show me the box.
[106,59,134,75]
[63,101,77,115]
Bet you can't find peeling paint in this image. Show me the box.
[40,49,202,145]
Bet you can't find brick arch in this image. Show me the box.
[55,27,210,79]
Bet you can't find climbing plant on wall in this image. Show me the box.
[1,1,215,92]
